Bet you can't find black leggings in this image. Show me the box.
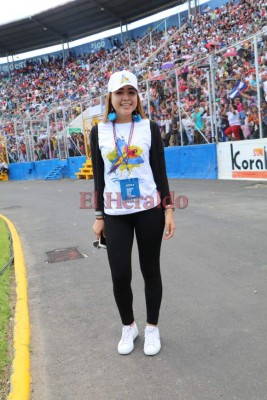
[104,207,165,326]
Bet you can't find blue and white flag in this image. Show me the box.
[229,81,247,99]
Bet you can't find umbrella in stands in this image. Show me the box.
[206,40,221,49]
[223,48,238,57]
[161,61,175,70]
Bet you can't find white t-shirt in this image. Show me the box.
[226,111,241,126]
[98,119,160,215]
[164,118,172,134]
[182,117,193,130]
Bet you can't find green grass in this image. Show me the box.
[0,219,13,390]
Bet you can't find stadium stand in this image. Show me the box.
[1,0,267,165]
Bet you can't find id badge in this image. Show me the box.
[120,178,140,201]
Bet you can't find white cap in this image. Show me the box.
[107,70,138,92]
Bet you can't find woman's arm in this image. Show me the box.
[90,125,104,213]
[90,125,105,239]
[150,121,175,239]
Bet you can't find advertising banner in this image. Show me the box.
[217,139,267,180]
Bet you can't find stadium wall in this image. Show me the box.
[8,157,86,180]
[165,144,217,179]
[8,141,267,181]
[7,146,218,181]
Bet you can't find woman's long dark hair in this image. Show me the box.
[102,91,147,122]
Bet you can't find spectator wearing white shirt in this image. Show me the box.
[181,113,194,145]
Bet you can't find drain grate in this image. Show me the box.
[46,247,85,264]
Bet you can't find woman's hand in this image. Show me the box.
[163,209,175,240]
[93,219,105,239]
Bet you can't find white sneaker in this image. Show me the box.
[118,322,139,355]
[144,326,161,356]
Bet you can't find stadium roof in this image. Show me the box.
[0,0,185,57]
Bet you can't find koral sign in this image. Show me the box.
[230,143,267,179]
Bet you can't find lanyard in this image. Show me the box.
[112,121,135,158]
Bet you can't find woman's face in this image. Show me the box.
[111,85,138,122]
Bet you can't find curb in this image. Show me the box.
[0,214,31,400]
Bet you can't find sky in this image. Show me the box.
[0,0,76,25]
[0,0,203,64]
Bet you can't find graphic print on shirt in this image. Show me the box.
[107,137,144,175]
[120,73,130,85]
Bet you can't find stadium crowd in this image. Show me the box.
[1,0,267,161]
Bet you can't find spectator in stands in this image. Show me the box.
[233,97,243,112]
[191,105,206,144]
[162,113,172,147]
[221,104,242,141]
[247,105,260,139]
[239,102,251,139]
[19,141,27,162]
[170,116,179,146]
[181,113,194,145]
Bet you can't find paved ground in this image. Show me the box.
[1,178,267,400]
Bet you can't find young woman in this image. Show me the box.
[90,70,175,356]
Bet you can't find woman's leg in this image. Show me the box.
[104,214,135,326]
[134,207,165,325]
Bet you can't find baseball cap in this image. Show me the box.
[108,70,138,92]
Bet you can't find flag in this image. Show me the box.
[229,81,247,99]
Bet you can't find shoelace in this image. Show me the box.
[145,328,158,346]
